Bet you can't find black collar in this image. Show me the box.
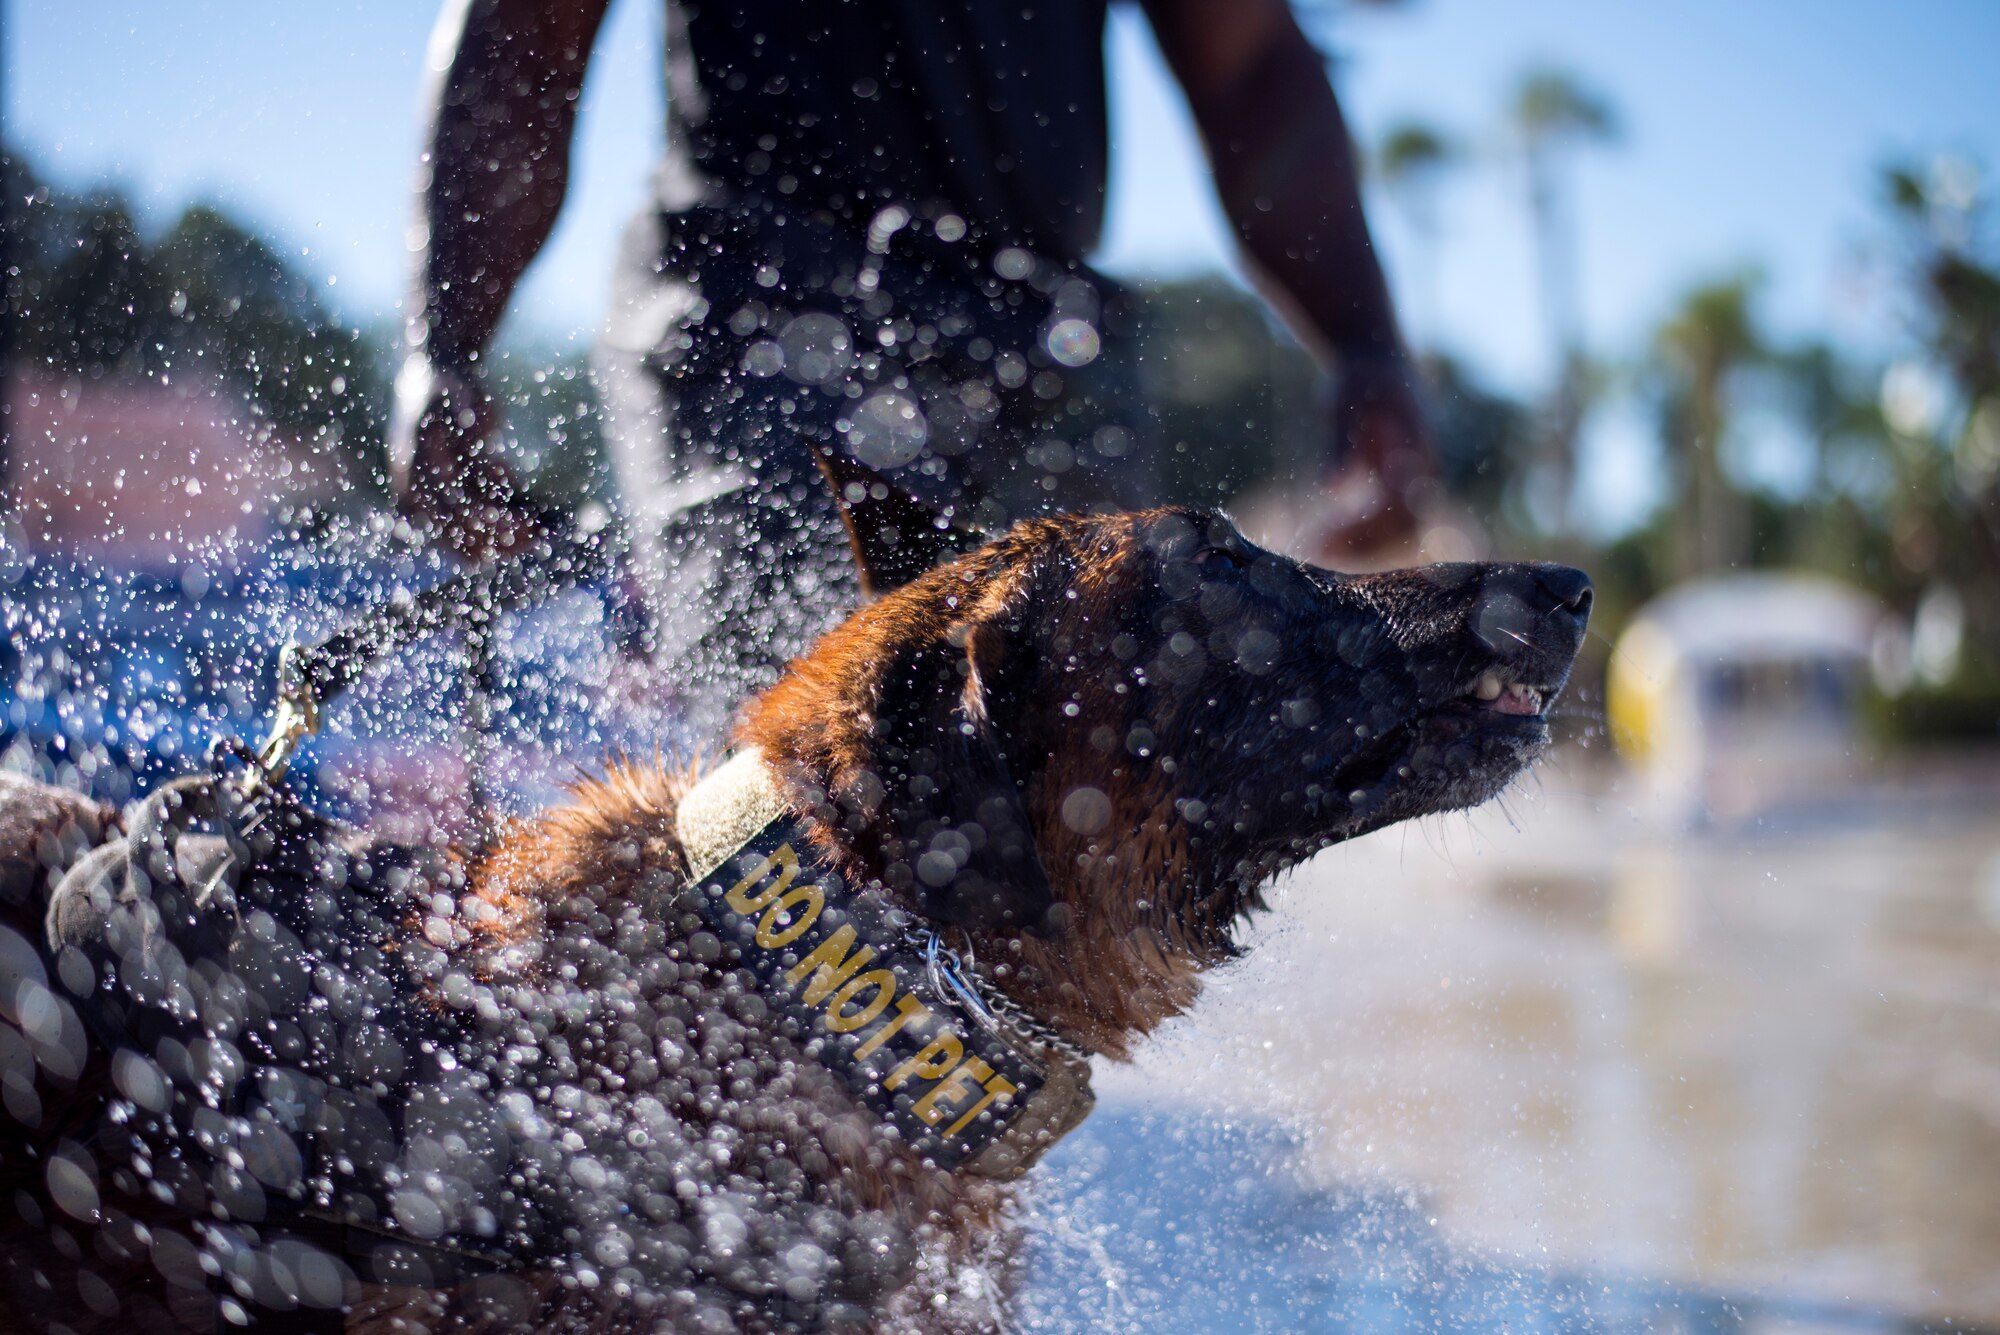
[675,750,1094,1179]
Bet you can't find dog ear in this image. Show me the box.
[811,443,990,596]
[870,599,1059,938]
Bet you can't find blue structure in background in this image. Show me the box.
[0,547,635,820]
[1,555,286,804]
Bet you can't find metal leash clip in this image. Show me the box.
[924,932,1008,1043]
[246,643,323,800]
[204,642,325,842]
[919,928,1093,1065]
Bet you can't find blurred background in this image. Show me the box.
[5,0,1999,1330]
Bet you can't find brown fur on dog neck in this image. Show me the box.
[469,761,691,958]
[742,515,1212,1061]
[478,515,1221,1073]
[463,759,998,1227]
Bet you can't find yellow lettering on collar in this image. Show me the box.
[825,969,898,1032]
[885,1033,963,1091]
[786,923,876,1005]
[853,995,930,1060]
[725,843,801,914]
[913,1055,994,1128]
[754,882,825,948]
[943,1073,1018,1139]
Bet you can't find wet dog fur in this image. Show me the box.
[0,499,1589,1332]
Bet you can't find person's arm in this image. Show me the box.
[390,0,611,556]
[1141,0,1435,557]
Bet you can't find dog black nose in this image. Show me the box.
[1533,564,1593,621]
[1471,562,1593,660]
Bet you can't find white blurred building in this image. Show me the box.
[1608,573,1899,821]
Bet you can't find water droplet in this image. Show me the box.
[1045,318,1100,368]
[780,313,854,386]
[842,391,928,468]
[1061,787,1111,835]
[993,247,1035,281]
[741,339,785,378]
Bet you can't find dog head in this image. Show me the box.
[745,495,1589,970]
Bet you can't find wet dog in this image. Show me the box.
[0,504,1588,1332]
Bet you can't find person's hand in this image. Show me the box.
[387,356,539,561]
[1300,354,1440,565]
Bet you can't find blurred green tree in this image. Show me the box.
[1507,67,1618,532]
[1129,275,1320,505]
[1601,156,2000,743]
[154,205,388,496]
[1418,351,1531,519]
[2,154,388,502]
[482,347,609,514]
[1652,272,1766,579]
[1875,157,2000,698]
[9,173,170,378]
[1372,119,1461,346]
[1128,276,1533,538]
[1763,342,1897,580]
[1885,160,2000,410]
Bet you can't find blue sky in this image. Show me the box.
[14,1,2000,527]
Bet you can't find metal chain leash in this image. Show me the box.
[919,930,1093,1065]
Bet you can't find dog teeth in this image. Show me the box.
[1466,671,1545,716]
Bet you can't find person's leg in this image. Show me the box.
[596,226,858,747]
[894,266,1161,529]
[596,217,1162,751]
[642,449,855,745]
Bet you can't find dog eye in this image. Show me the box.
[1193,545,1251,571]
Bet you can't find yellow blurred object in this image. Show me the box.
[1607,619,1675,765]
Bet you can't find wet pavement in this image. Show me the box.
[1049,752,2000,1331]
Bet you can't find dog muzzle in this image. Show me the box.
[676,749,1095,1180]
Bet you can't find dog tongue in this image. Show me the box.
[1493,682,1541,716]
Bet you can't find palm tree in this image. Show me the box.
[1655,275,1764,578]
[1371,119,1460,350]
[1508,68,1618,531]
[1879,157,2000,673]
